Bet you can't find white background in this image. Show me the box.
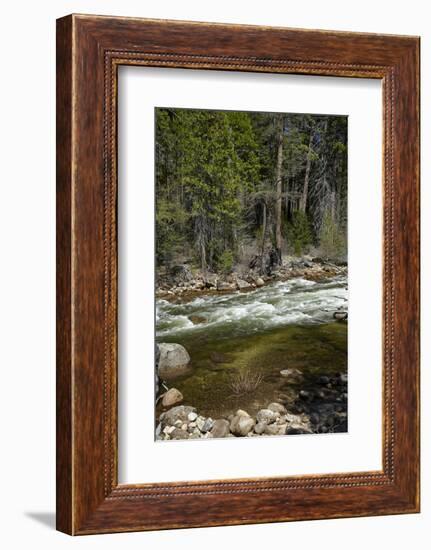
[0,1,428,549]
[118,67,382,483]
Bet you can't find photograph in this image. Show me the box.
[154,107,348,441]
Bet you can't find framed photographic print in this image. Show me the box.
[56,14,420,534]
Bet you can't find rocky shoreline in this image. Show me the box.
[156,256,347,302]
[155,364,348,441]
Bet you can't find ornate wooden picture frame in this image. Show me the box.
[56,14,420,535]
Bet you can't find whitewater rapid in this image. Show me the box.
[156,276,348,341]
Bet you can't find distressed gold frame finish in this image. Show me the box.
[57,14,420,534]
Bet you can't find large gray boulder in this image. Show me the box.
[157,343,191,379]
[160,405,196,427]
[230,414,255,437]
[210,419,230,438]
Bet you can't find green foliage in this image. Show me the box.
[155,199,188,264]
[155,107,348,272]
[319,210,346,259]
[216,250,234,274]
[287,211,313,256]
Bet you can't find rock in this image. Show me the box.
[264,424,280,436]
[217,281,233,291]
[340,374,348,384]
[163,425,176,435]
[189,315,207,325]
[155,373,160,396]
[161,405,196,426]
[210,419,230,438]
[202,418,214,433]
[255,277,265,287]
[161,388,183,407]
[155,423,162,438]
[286,425,313,435]
[170,264,193,284]
[196,416,206,431]
[299,390,312,400]
[235,409,250,418]
[187,411,198,422]
[254,422,266,435]
[310,413,320,425]
[158,343,191,379]
[236,279,252,290]
[318,375,330,385]
[204,274,218,288]
[230,415,255,436]
[210,351,228,364]
[333,310,348,321]
[280,368,304,382]
[256,409,278,424]
[267,402,287,415]
[170,428,190,440]
[285,413,306,424]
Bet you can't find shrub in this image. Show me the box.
[287,211,313,256]
[216,249,234,274]
[228,368,264,396]
[319,210,346,259]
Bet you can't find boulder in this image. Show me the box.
[256,409,278,424]
[255,277,265,287]
[236,279,252,290]
[230,415,255,437]
[170,264,193,284]
[333,310,348,321]
[204,273,218,288]
[235,409,251,418]
[267,402,287,415]
[158,343,191,379]
[161,405,196,427]
[161,388,183,408]
[210,419,230,438]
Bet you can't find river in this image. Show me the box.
[156,276,348,419]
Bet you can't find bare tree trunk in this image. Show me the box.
[260,201,267,274]
[197,217,207,274]
[300,130,313,213]
[330,189,337,224]
[275,115,284,263]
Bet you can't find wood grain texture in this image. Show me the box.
[56,14,420,535]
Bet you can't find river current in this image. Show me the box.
[156,275,347,341]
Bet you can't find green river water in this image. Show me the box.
[156,276,347,419]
